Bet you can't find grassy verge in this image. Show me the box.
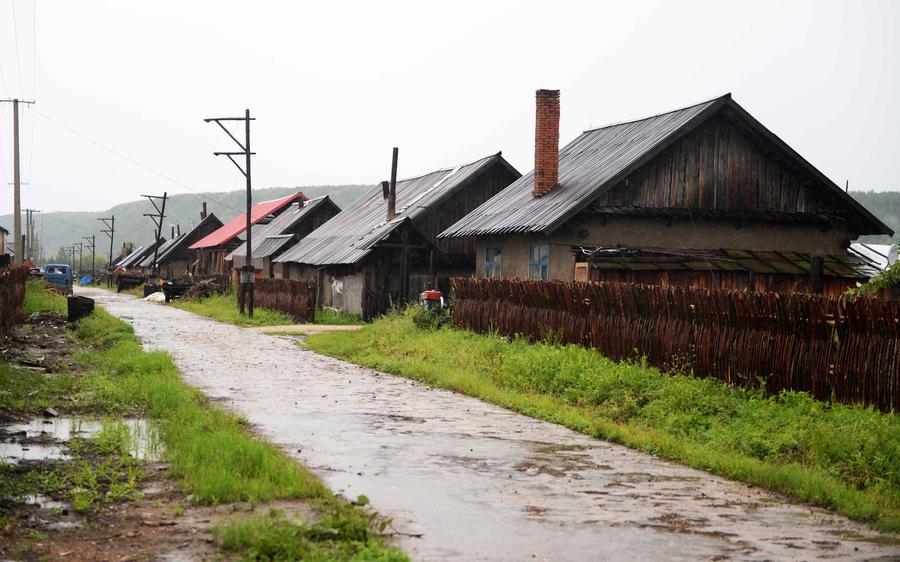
[171,290,295,327]
[3,282,408,560]
[315,309,365,325]
[305,309,900,533]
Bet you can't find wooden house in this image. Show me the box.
[274,153,520,318]
[440,91,892,295]
[225,196,340,278]
[189,192,308,277]
[138,213,222,279]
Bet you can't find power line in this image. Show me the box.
[0,53,8,99]
[11,0,24,95]
[31,0,36,99]
[35,110,240,213]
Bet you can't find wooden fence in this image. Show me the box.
[250,278,317,323]
[0,265,31,337]
[451,277,900,412]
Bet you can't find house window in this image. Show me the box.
[528,244,550,280]
[484,246,502,279]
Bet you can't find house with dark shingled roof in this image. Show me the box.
[440,91,892,296]
[275,153,520,319]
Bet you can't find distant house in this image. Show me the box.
[225,196,340,278]
[275,153,520,318]
[441,91,892,295]
[139,213,223,279]
[189,192,308,277]
[0,226,9,266]
[117,239,166,274]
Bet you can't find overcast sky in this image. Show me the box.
[0,0,897,215]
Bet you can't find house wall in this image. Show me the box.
[596,112,851,219]
[475,215,852,281]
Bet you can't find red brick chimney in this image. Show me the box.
[533,89,560,197]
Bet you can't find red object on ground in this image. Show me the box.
[189,192,308,250]
[423,290,442,301]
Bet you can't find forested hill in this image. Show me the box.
[0,185,371,262]
[2,186,898,263]
[850,190,900,244]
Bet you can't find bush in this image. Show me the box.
[410,305,449,330]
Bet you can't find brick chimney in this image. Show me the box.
[533,89,560,197]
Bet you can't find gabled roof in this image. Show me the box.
[275,153,515,266]
[140,213,222,267]
[189,192,308,250]
[0,225,8,235]
[226,196,339,260]
[118,239,164,269]
[441,94,892,238]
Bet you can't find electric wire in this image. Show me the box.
[11,0,24,95]
[35,110,240,213]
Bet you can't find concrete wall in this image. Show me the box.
[474,215,853,282]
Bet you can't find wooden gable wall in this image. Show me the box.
[595,112,839,217]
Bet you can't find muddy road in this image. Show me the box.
[81,288,900,562]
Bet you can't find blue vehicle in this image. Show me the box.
[44,263,73,295]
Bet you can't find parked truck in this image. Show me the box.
[44,263,73,295]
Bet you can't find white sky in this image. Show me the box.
[0,0,898,214]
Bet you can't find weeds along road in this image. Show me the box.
[80,288,900,562]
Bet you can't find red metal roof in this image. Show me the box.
[189,192,308,250]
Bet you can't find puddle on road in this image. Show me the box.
[0,416,163,463]
[0,442,70,464]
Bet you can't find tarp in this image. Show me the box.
[188,192,308,250]
[79,275,93,286]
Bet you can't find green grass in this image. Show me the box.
[172,290,295,327]
[315,309,365,325]
[3,281,408,560]
[216,507,407,562]
[306,309,900,533]
[22,280,67,315]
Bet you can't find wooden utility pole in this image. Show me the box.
[204,110,256,317]
[83,235,96,278]
[141,193,168,278]
[1,99,35,265]
[98,216,115,286]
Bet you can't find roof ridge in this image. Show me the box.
[582,93,731,133]
[392,152,502,184]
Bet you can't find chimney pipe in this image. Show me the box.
[201,202,207,219]
[534,89,560,197]
[388,147,398,220]
[177,224,181,236]
[171,225,175,239]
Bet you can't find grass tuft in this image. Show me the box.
[306,308,900,533]
[315,308,365,325]
[172,291,295,328]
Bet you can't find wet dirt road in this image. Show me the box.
[82,288,900,562]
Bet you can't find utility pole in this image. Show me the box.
[141,192,167,278]
[98,216,115,287]
[24,209,40,263]
[204,110,255,317]
[75,241,83,274]
[1,99,35,265]
[83,235,96,278]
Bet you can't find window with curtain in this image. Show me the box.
[484,246,502,279]
[528,244,550,280]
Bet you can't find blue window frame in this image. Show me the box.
[484,246,502,279]
[528,244,549,280]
